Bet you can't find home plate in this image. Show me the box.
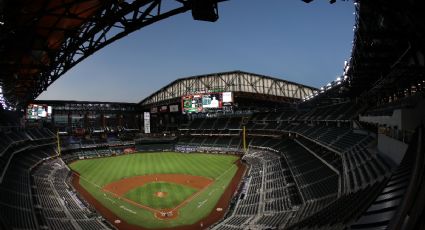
[216,208,223,212]
[114,219,121,224]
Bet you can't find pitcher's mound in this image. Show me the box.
[154,191,168,198]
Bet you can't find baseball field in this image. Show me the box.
[69,152,243,229]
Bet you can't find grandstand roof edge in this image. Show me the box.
[33,99,138,105]
[138,70,318,105]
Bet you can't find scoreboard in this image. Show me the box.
[181,92,233,114]
[26,104,52,120]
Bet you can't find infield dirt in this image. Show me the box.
[103,174,213,196]
[102,174,213,220]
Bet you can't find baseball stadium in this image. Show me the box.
[1,1,425,230]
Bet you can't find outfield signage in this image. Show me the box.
[222,92,233,103]
[144,112,150,134]
[169,104,179,112]
[160,105,168,112]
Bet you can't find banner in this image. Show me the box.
[144,112,150,134]
[169,104,179,112]
[160,105,168,112]
[150,107,158,113]
[222,92,233,103]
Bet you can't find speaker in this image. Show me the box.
[191,0,219,22]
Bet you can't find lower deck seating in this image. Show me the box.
[213,130,396,230]
[0,146,56,230]
[213,151,289,229]
[0,129,110,230]
[32,158,110,230]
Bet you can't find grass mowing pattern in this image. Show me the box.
[69,152,239,229]
[124,182,197,209]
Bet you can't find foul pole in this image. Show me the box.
[243,125,247,153]
[56,131,61,157]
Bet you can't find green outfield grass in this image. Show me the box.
[124,182,197,209]
[69,152,239,229]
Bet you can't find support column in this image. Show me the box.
[84,113,89,129]
[67,112,72,129]
[101,114,106,129]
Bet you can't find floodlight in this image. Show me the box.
[191,0,219,22]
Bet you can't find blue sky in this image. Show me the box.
[37,0,355,103]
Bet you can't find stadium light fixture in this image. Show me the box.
[191,0,219,22]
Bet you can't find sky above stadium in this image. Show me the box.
[37,0,355,103]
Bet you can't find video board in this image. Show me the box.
[26,104,52,119]
[182,92,233,114]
